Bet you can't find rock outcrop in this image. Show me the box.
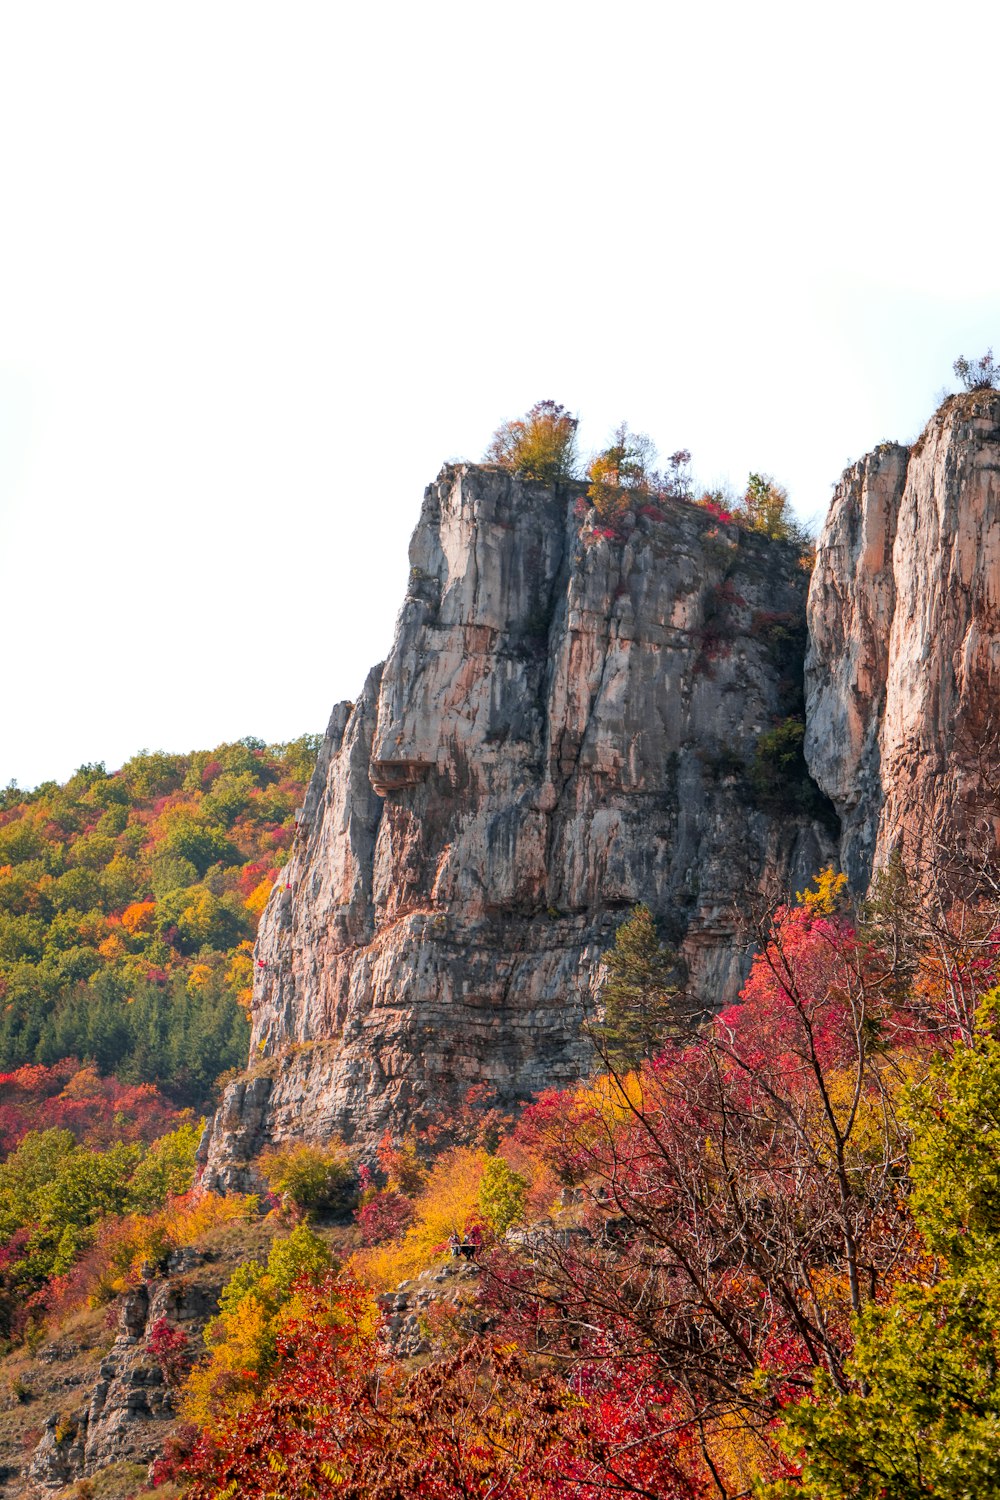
[26,1254,216,1491]
[805,390,1000,887]
[203,466,834,1182]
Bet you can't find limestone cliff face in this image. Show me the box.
[803,442,908,886]
[805,390,1000,887]
[203,465,832,1184]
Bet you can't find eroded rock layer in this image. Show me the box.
[805,390,1000,888]
[203,465,833,1183]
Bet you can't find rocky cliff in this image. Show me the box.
[203,467,834,1183]
[805,389,1000,887]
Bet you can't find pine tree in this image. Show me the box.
[589,905,691,1071]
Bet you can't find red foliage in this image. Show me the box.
[355,1191,416,1246]
[697,496,735,524]
[235,858,278,897]
[150,1422,201,1486]
[0,1060,183,1156]
[184,1278,707,1499]
[146,1316,192,1388]
[713,579,746,608]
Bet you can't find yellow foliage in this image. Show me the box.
[245,877,274,917]
[187,962,214,994]
[702,1407,785,1498]
[351,1146,487,1289]
[181,1292,274,1433]
[796,866,848,916]
[179,889,217,945]
[226,940,255,1013]
[89,1192,256,1305]
[58,1064,104,1100]
[575,1069,644,1125]
[225,940,254,989]
[97,933,127,960]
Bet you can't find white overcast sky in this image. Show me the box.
[2,0,1000,789]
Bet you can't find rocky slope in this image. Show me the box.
[805,389,1000,888]
[203,467,834,1183]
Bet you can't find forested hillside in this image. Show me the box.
[0,737,317,1104]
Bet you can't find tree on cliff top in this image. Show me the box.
[585,423,657,521]
[953,348,1000,391]
[485,399,579,483]
[735,472,809,545]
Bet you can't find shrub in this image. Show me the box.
[485,400,579,483]
[182,1224,334,1433]
[749,716,837,828]
[146,1315,192,1388]
[355,1190,417,1246]
[257,1140,357,1218]
[350,1147,487,1289]
[953,349,1000,391]
[127,1120,201,1212]
[376,1134,428,1196]
[477,1155,527,1235]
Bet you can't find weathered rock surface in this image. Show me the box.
[203,465,833,1182]
[806,391,1000,887]
[804,442,908,886]
[26,1260,215,1492]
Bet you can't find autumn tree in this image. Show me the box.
[490,889,929,1490]
[734,472,808,545]
[184,1276,710,1499]
[586,423,658,521]
[486,399,580,483]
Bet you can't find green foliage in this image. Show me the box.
[127,1121,202,1213]
[257,1141,357,1219]
[0,736,316,1103]
[734,472,809,545]
[478,1154,527,1235]
[749,716,837,825]
[0,1128,146,1288]
[188,1225,335,1432]
[771,988,1000,1499]
[773,1272,1000,1500]
[0,1128,78,1240]
[905,988,1000,1263]
[485,400,579,483]
[266,1222,335,1298]
[589,905,688,1070]
[216,1225,333,1325]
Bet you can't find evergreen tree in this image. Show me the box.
[589,904,690,1070]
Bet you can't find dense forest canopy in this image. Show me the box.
[0,736,317,1103]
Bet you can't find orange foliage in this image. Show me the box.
[120,899,157,935]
